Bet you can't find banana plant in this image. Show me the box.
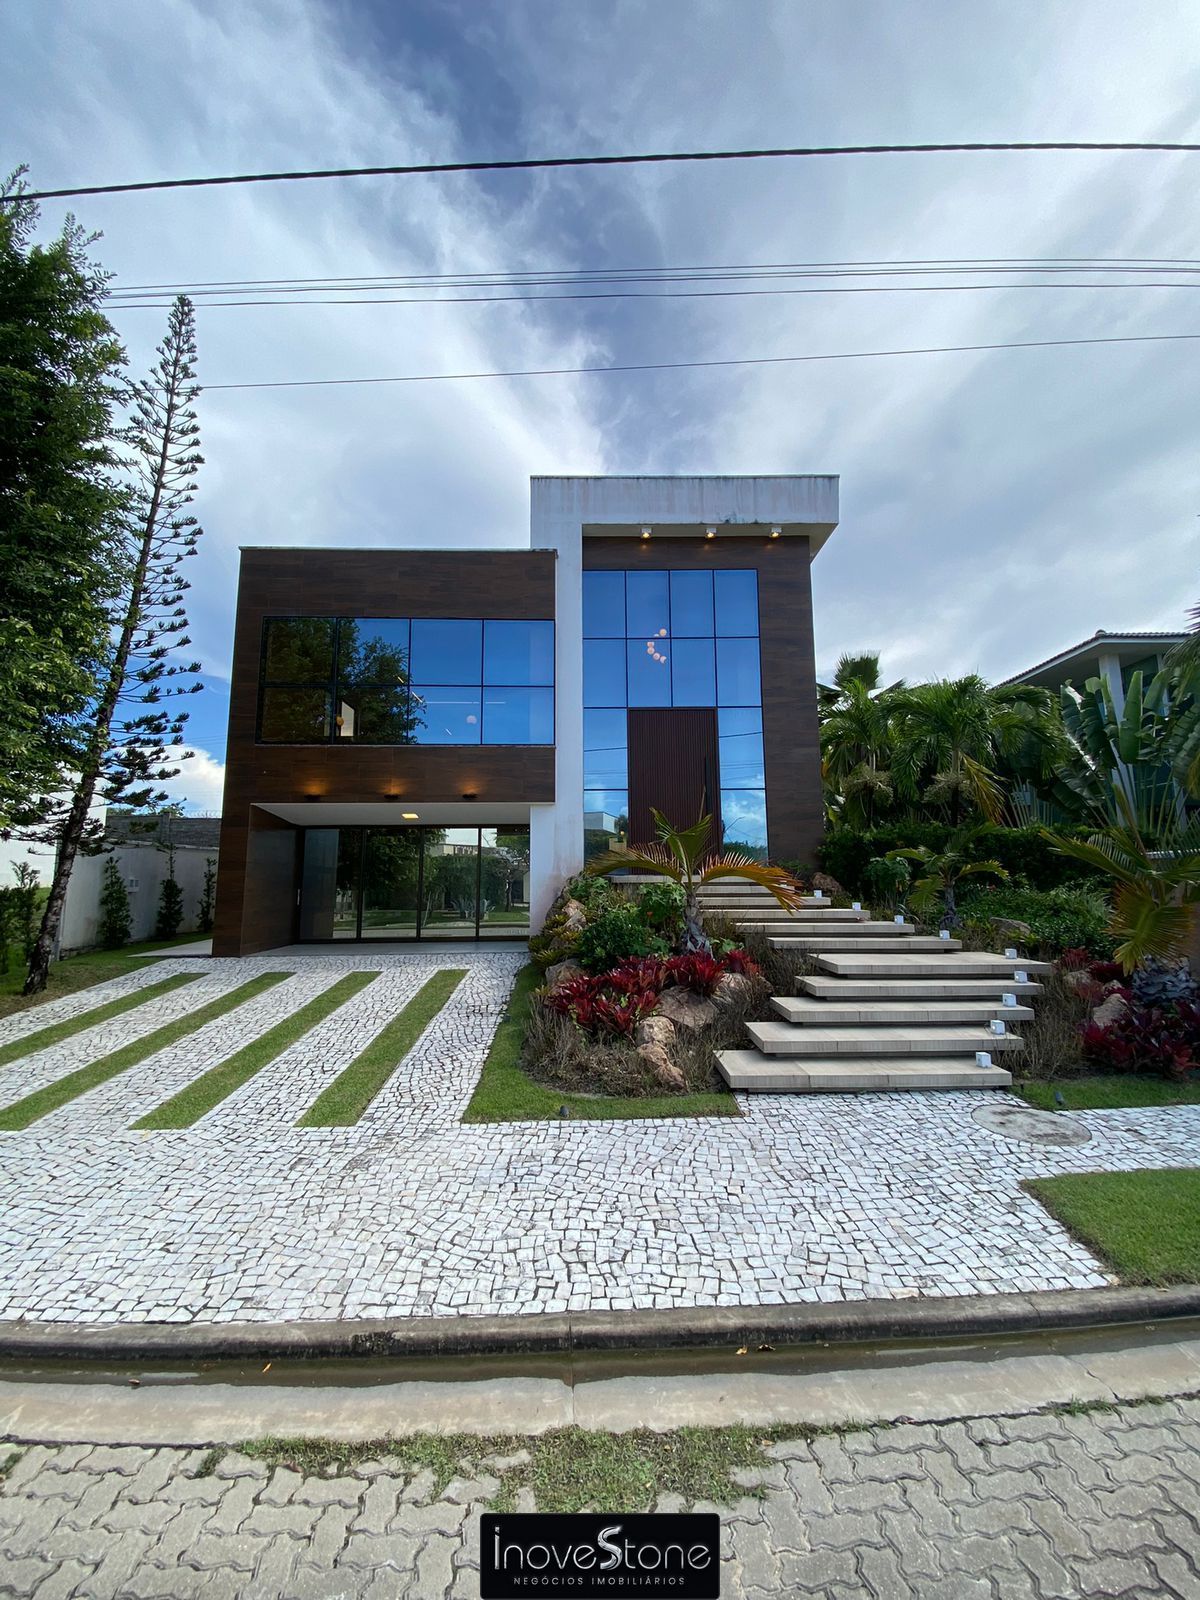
[1055,667,1200,825]
[585,808,804,952]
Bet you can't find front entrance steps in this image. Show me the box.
[709,887,1051,1095]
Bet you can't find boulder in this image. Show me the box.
[636,1013,676,1052]
[544,958,587,991]
[714,972,755,1006]
[654,987,718,1031]
[812,872,846,900]
[1091,989,1128,1029]
[990,917,1032,940]
[560,899,588,932]
[637,1043,687,1091]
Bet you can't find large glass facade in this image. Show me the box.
[259,617,553,745]
[582,568,767,857]
[297,825,530,940]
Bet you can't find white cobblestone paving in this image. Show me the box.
[4,1399,1200,1597]
[0,961,185,1051]
[0,950,1197,1324]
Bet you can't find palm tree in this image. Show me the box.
[817,651,904,713]
[818,651,905,827]
[885,827,1009,926]
[585,808,804,952]
[1167,601,1200,692]
[891,677,1061,825]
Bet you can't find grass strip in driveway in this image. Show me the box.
[0,973,199,1069]
[0,973,288,1131]
[1024,1168,1200,1284]
[134,970,380,1130]
[462,963,739,1124]
[298,968,466,1126]
[1017,1075,1200,1112]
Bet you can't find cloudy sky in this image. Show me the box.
[6,0,1198,816]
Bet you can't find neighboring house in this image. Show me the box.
[213,473,838,954]
[999,629,1186,706]
[58,813,220,955]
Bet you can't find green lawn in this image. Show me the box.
[0,936,204,1021]
[1017,1076,1200,1112]
[299,968,466,1126]
[1024,1169,1200,1285]
[135,971,379,1130]
[0,972,288,1131]
[462,963,740,1124]
[0,973,200,1069]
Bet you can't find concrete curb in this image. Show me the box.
[2,1285,1199,1363]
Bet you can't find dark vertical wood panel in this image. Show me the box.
[627,708,720,848]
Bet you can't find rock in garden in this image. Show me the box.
[714,972,754,1006]
[990,917,1032,940]
[544,958,586,990]
[1090,989,1128,1028]
[654,987,718,1030]
[635,1014,676,1051]
[812,872,846,899]
[561,899,588,932]
[637,1043,686,1090]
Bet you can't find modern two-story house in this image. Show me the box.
[212,474,838,954]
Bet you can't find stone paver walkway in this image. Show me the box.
[3,1397,1200,1597]
[0,951,1197,1324]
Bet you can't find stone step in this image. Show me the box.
[744,1020,1025,1057]
[771,935,962,953]
[699,895,840,910]
[800,975,1043,1000]
[717,1050,1013,1093]
[705,908,868,924]
[815,951,1052,978]
[733,919,914,935]
[770,996,1036,1026]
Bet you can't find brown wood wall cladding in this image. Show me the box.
[582,536,823,866]
[214,548,557,954]
[627,708,721,848]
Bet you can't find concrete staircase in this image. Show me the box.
[702,883,1049,1096]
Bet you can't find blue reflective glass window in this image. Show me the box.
[714,570,759,636]
[483,620,553,686]
[627,639,672,706]
[718,708,765,786]
[626,571,670,638]
[669,570,714,636]
[409,619,482,685]
[584,709,628,787]
[670,637,716,706]
[717,637,762,704]
[584,639,626,706]
[411,685,482,743]
[584,789,628,820]
[583,571,625,637]
[338,618,409,686]
[720,789,768,855]
[482,686,553,744]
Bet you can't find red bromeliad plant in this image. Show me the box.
[722,948,762,978]
[1082,998,1200,1080]
[665,952,725,995]
[542,949,761,1035]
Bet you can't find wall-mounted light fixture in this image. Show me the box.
[705,527,716,540]
[640,526,652,540]
[770,525,782,539]
[461,790,478,801]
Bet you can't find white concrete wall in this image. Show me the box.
[59,845,217,954]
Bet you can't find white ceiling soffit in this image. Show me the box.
[255,802,536,827]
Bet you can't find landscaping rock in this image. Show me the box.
[637,1042,686,1090]
[1091,989,1128,1029]
[635,1014,676,1052]
[544,958,586,991]
[812,872,846,899]
[714,972,755,1007]
[990,917,1032,940]
[654,987,718,1031]
[561,899,588,932]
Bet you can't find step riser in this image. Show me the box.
[800,979,1042,1000]
[771,999,1036,1025]
[772,938,961,953]
[731,922,913,935]
[717,1051,1013,1092]
[744,1029,1025,1059]
[816,956,1047,977]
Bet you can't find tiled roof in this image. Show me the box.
[999,629,1185,685]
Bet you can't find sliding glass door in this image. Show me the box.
[297,825,529,941]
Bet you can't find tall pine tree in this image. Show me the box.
[0,168,129,825]
[18,294,205,992]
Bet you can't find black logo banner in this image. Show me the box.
[480,1512,721,1598]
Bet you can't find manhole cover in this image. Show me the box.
[972,1101,1092,1147]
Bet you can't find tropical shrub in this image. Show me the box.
[1082,997,1200,1079]
[636,881,686,942]
[863,854,910,909]
[1130,958,1198,1008]
[958,883,1114,959]
[543,978,658,1038]
[665,952,725,995]
[574,907,668,972]
[819,824,1103,895]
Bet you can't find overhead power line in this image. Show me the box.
[200,329,1200,392]
[9,141,1200,204]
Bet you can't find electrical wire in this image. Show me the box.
[9,140,1200,203]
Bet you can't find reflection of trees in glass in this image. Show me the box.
[490,830,530,908]
[336,622,419,744]
[265,618,334,680]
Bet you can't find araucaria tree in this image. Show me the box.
[18,294,205,992]
[0,171,128,827]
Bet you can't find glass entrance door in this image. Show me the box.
[297,825,529,941]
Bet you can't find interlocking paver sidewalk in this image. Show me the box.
[4,1397,1200,1596]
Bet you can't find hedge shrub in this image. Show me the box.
[816,824,1105,895]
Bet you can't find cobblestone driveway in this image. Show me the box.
[0,951,1198,1324]
[3,1397,1200,1597]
